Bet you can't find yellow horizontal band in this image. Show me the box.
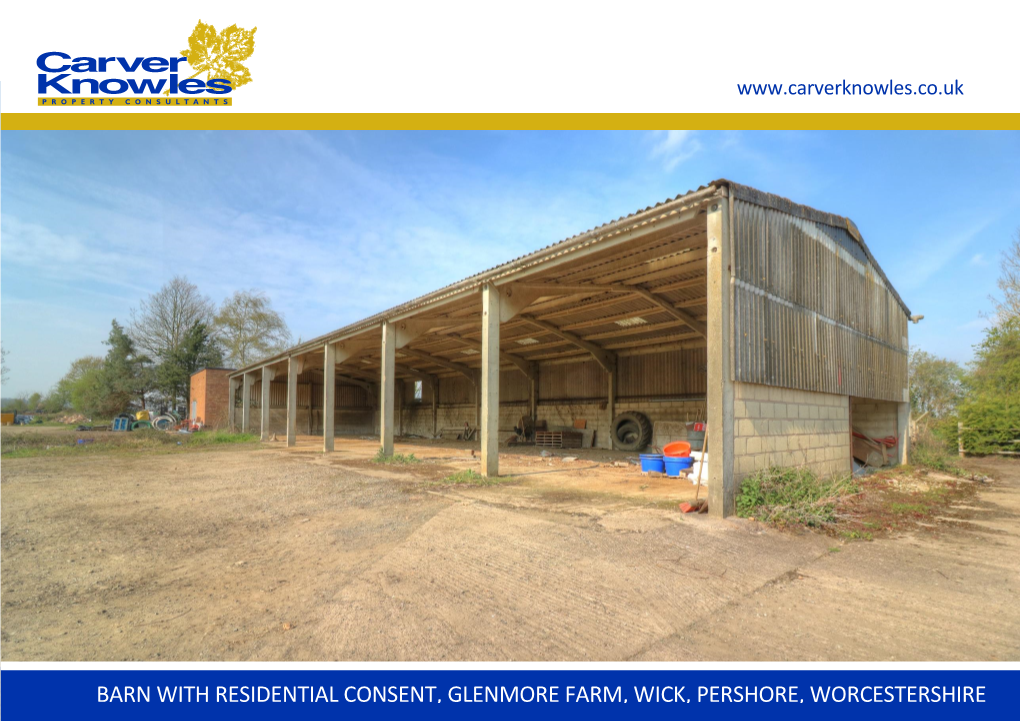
[2,112,1018,131]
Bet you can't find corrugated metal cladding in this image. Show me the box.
[400,378,434,405]
[439,375,475,405]
[731,200,908,402]
[618,348,706,397]
[537,350,706,400]
[241,381,370,409]
[539,360,606,400]
[398,371,527,405]
[500,370,530,403]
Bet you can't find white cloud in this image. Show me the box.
[649,130,702,171]
[959,316,994,331]
[1,131,629,393]
[970,252,988,265]
[897,219,994,291]
[1,214,155,295]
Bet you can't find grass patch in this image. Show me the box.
[736,466,860,528]
[188,430,259,445]
[890,502,928,514]
[440,469,508,486]
[839,529,873,541]
[0,427,259,458]
[371,448,421,465]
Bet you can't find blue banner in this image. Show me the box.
[1,670,1012,720]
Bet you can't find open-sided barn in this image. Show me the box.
[227,179,911,516]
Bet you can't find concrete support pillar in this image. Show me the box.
[306,382,314,435]
[398,379,405,437]
[607,364,617,444]
[260,367,275,441]
[323,343,336,452]
[474,384,481,430]
[706,196,735,518]
[228,377,239,432]
[897,401,910,465]
[242,373,254,433]
[283,358,296,447]
[480,283,500,476]
[431,378,439,437]
[380,321,396,457]
[529,364,538,423]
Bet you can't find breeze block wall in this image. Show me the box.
[850,397,899,441]
[733,381,850,481]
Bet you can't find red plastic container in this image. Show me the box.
[662,441,691,457]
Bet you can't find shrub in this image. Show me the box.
[736,466,859,528]
[958,315,1020,455]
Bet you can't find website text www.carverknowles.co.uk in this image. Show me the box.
[737,79,963,97]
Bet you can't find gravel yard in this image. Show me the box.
[2,432,1018,661]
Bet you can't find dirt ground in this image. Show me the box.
[2,432,1019,661]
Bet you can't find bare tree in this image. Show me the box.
[213,289,292,367]
[1,343,8,386]
[995,229,1020,321]
[129,276,215,360]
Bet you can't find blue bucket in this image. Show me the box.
[664,455,694,477]
[640,454,665,473]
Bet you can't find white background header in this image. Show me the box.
[0,0,1016,113]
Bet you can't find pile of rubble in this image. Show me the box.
[57,413,88,424]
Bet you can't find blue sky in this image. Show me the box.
[2,129,1018,397]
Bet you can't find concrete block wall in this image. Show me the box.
[542,399,706,449]
[246,409,375,437]
[733,381,851,481]
[393,397,706,449]
[539,401,607,447]
[850,397,899,440]
[313,410,377,436]
[399,402,476,438]
[246,409,296,436]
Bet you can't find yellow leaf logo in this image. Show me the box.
[164,20,257,95]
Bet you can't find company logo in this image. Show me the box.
[37,19,257,108]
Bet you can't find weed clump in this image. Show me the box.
[909,426,964,476]
[372,449,420,465]
[736,466,859,528]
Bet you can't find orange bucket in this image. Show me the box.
[663,441,691,457]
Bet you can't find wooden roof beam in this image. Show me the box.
[336,373,375,392]
[512,282,707,338]
[519,314,616,372]
[306,368,375,392]
[399,347,480,385]
[442,332,537,380]
[628,287,708,338]
[395,363,439,384]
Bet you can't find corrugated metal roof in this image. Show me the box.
[231,179,908,377]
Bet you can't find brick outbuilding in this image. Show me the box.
[190,367,235,428]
